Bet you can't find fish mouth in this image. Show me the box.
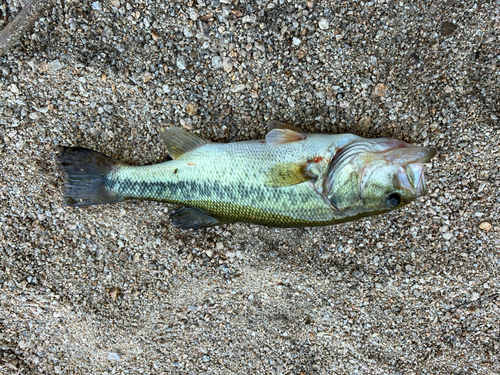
[383,143,436,198]
[407,163,427,197]
[393,163,428,197]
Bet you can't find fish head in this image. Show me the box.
[324,138,436,217]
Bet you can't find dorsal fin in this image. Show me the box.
[267,120,304,132]
[161,128,209,159]
[265,121,306,147]
[265,162,316,187]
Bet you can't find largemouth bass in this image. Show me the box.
[57,122,436,229]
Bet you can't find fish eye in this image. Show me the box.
[386,193,402,208]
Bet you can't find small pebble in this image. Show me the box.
[231,9,243,17]
[176,56,188,70]
[211,56,223,70]
[142,73,152,83]
[9,84,20,94]
[442,232,453,240]
[441,21,457,36]
[479,222,492,232]
[188,8,198,21]
[222,57,233,72]
[242,14,256,23]
[46,60,63,72]
[186,102,198,115]
[110,287,121,301]
[230,84,246,93]
[373,83,386,96]
[183,27,193,38]
[107,352,120,361]
[318,18,329,30]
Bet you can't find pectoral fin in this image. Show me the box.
[170,206,226,229]
[265,121,306,147]
[265,162,316,187]
[161,128,209,159]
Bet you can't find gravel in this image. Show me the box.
[0,0,499,374]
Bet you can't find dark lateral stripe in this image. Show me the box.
[105,175,313,209]
[105,177,271,203]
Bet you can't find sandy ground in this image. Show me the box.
[1,0,499,373]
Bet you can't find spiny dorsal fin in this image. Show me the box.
[161,128,209,159]
[265,162,316,188]
[265,121,306,147]
[267,120,304,132]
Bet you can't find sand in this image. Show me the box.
[0,0,499,373]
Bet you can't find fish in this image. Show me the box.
[56,122,436,229]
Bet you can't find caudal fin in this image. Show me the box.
[56,146,124,206]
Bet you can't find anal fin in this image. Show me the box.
[170,206,226,229]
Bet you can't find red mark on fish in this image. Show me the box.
[308,156,324,163]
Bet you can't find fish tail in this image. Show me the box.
[56,146,125,206]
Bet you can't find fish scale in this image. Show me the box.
[107,134,357,226]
